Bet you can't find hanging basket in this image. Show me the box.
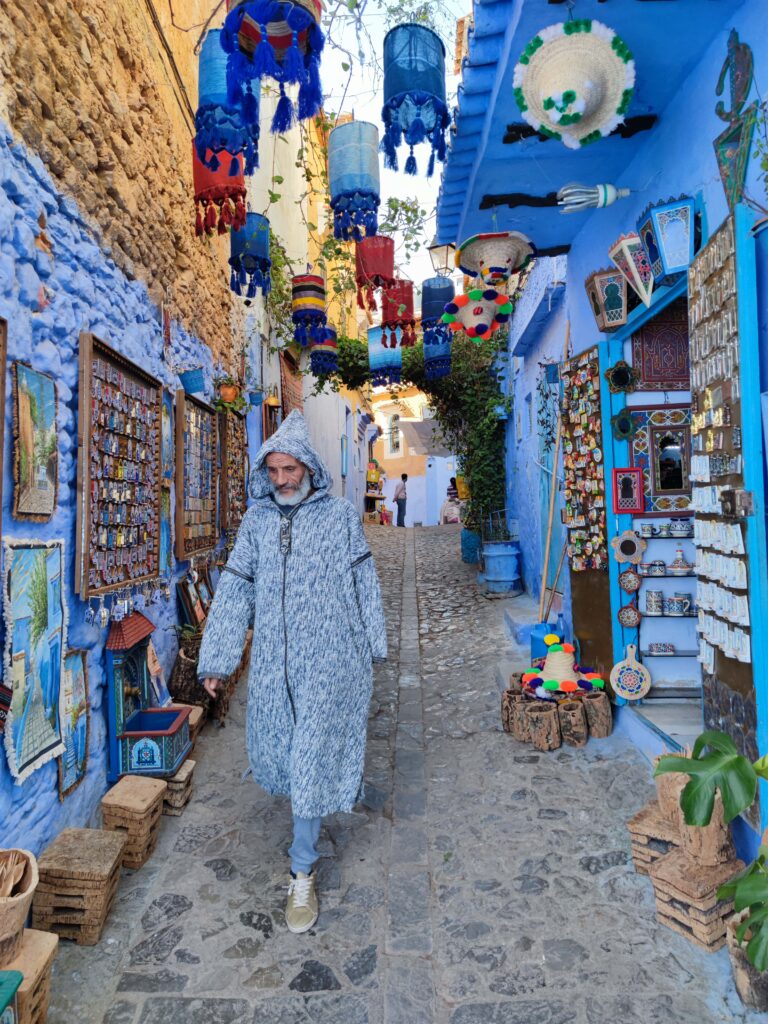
[193,143,247,238]
[329,121,381,241]
[230,212,272,300]
[310,326,339,375]
[291,274,327,346]
[178,367,205,394]
[249,390,265,406]
[442,288,513,341]
[421,275,455,381]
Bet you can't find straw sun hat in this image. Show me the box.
[456,232,535,288]
[513,20,636,150]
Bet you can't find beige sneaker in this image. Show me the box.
[286,872,319,934]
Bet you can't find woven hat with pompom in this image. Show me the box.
[513,20,635,150]
[456,232,535,288]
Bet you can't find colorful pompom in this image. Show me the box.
[562,643,575,654]
[591,678,606,689]
[560,680,578,693]
[543,679,560,691]
[544,633,560,646]
[549,643,564,653]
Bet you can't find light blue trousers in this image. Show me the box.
[289,814,322,875]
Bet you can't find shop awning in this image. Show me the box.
[399,420,453,458]
[437,0,739,250]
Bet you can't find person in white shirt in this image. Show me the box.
[393,473,407,527]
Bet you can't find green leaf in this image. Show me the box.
[342,62,350,71]
[272,175,284,185]
[748,923,768,971]
[692,730,738,758]
[268,190,281,204]
[753,754,768,781]
[734,873,768,912]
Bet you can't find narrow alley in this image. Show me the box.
[47,527,755,1024]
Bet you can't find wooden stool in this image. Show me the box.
[163,759,196,817]
[32,830,125,945]
[3,930,58,1024]
[101,777,167,870]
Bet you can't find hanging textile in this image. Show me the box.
[221,0,325,134]
[368,325,402,386]
[421,276,455,380]
[193,144,247,237]
[291,274,327,346]
[229,212,271,299]
[194,29,260,175]
[328,121,381,241]
[310,326,338,376]
[381,24,449,176]
[381,279,416,347]
[355,236,396,311]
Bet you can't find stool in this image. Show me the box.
[101,777,167,870]
[3,930,58,1024]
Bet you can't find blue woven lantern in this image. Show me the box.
[221,0,324,135]
[230,212,271,300]
[368,325,402,387]
[194,30,260,175]
[329,121,381,242]
[421,276,455,380]
[310,326,338,376]
[382,24,449,176]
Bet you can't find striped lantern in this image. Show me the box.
[310,326,338,375]
[221,0,325,135]
[381,279,416,347]
[193,29,260,175]
[421,276,455,380]
[328,121,381,242]
[291,274,326,346]
[368,325,402,386]
[193,143,247,237]
[229,212,271,300]
[356,236,396,311]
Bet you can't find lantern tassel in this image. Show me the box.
[427,148,436,178]
[272,84,296,133]
[299,55,323,121]
[228,155,241,177]
[284,31,306,85]
[208,152,220,172]
[405,146,417,176]
[242,86,259,126]
[407,108,427,145]
[381,122,399,172]
[195,205,204,238]
[205,202,218,234]
[231,267,241,295]
[367,286,377,311]
[254,25,281,78]
[234,198,247,231]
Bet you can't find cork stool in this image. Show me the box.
[163,759,196,817]
[101,776,167,869]
[3,930,58,1024]
[32,829,126,945]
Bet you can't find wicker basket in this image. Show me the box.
[0,849,39,968]
[169,650,212,711]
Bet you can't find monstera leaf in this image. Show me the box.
[719,855,768,971]
[654,730,757,826]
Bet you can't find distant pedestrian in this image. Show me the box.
[446,476,459,499]
[394,473,408,527]
[198,411,386,934]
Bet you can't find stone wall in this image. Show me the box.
[0,0,242,362]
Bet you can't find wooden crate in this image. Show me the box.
[3,930,58,1024]
[649,848,743,952]
[627,800,680,875]
[163,759,196,817]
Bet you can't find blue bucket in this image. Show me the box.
[249,391,264,407]
[179,367,205,394]
[461,529,481,565]
[482,540,521,594]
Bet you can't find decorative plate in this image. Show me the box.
[610,644,651,700]
[617,602,642,628]
[618,568,642,594]
[611,530,647,564]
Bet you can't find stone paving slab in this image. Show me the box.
[45,525,764,1023]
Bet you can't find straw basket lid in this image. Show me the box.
[540,647,578,684]
[441,288,513,341]
[456,232,535,284]
[512,20,636,150]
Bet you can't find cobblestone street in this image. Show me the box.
[49,526,759,1023]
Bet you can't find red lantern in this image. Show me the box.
[381,279,416,347]
[193,143,247,238]
[356,236,395,311]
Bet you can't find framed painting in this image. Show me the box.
[177,576,206,628]
[3,538,66,782]
[630,297,690,391]
[161,389,175,483]
[58,649,90,800]
[196,575,213,613]
[12,362,58,521]
[612,468,645,515]
[630,405,692,515]
[159,487,173,581]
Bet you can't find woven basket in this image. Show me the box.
[0,849,38,968]
[169,651,211,711]
[540,648,577,684]
[180,631,203,660]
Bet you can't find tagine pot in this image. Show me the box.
[219,383,240,404]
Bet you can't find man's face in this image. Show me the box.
[266,452,307,497]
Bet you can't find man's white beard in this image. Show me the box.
[271,472,312,506]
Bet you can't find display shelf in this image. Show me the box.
[642,612,697,618]
[638,572,696,579]
[640,650,699,658]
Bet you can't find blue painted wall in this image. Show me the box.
[0,120,224,853]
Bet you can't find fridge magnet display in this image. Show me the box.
[75,334,162,598]
[3,538,67,783]
[58,649,90,800]
[161,390,175,482]
[220,410,248,535]
[611,530,647,564]
[159,488,173,581]
[12,362,58,522]
[175,391,218,559]
[630,405,692,514]
[0,319,7,539]
[612,467,645,514]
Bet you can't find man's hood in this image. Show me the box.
[249,409,333,499]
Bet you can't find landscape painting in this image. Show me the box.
[12,362,58,521]
[58,649,90,799]
[162,390,174,481]
[3,539,66,782]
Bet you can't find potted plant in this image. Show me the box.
[213,373,247,414]
[655,730,768,1009]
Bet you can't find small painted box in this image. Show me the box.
[0,971,22,1024]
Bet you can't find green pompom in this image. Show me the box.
[549,644,564,653]
[543,680,560,691]
[468,288,483,300]
[591,678,606,690]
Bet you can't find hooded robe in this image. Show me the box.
[197,410,387,818]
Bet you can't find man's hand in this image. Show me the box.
[202,678,222,699]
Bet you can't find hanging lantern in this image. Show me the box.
[291,274,326,346]
[557,183,630,214]
[368,325,402,386]
[609,232,654,308]
[356,236,395,310]
[328,121,381,242]
[422,276,455,380]
[194,29,260,175]
[310,326,338,376]
[381,279,417,347]
[584,268,628,333]
[230,212,271,300]
[428,238,456,276]
[442,288,513,342]
[193,144,247,238]
[382,24,449,176]
[456,232,535,288]
[636,196,696,285]
[221,0,325,135]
